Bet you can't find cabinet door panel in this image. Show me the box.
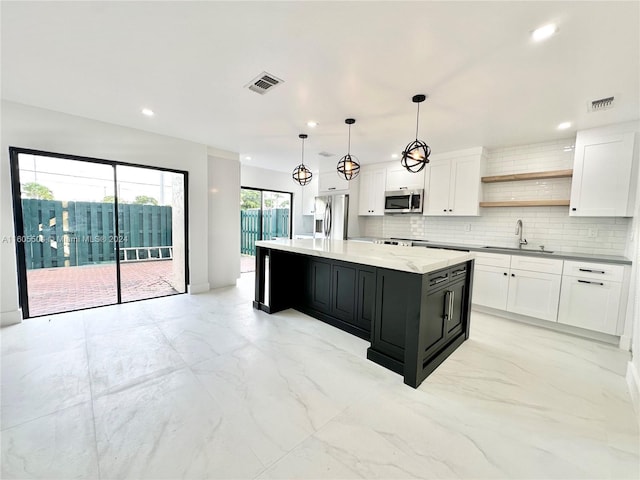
[386,166,424,191]
[371,169,387,215]
[358,170,373,216]
[446,281,466,339]
[355,269,376,332]
[424,160,451,215]
[310,260,331,312]
[472,265,509,310]
[558,276,622,334]
[331,264,357,323]
[570,132,635,217]
[450,156,481,216]
[422,287,448,358]
[506,269,561,321]
[318,171,349,193]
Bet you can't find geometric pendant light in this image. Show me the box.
[336,118,361,181]
[401,94,431,173]
[292,133,313,186]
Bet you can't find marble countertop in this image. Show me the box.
[348,237,632,266]
[255,239,474,274]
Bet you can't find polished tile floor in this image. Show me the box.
[1,273,638,479]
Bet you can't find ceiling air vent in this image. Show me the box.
[318,151,335,157]
[245,71,284,95]
[588,96,615,112]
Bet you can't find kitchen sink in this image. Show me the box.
[481,246,554,254]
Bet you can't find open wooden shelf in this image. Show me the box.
[480,200,571,207]
[481,169,573,183]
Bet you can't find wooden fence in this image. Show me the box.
[240,208,289,255]
[21,199,172,269]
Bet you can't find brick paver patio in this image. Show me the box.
[26,260,181,317]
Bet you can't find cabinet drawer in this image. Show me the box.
[510,255,563,275]
[562,260,624,282]
[474,252,511,268]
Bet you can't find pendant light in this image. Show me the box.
[336,118,361,181]
[292,134,313,186]
[401,94,431,173]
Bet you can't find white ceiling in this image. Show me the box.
[2,1,639,173]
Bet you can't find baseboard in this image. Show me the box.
[187,282,210,294]
[619,333,633,351]
[1,308,23,327]
[626,361,640,421]
[472,305,620,346]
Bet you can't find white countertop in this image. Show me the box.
[255,239,474,274]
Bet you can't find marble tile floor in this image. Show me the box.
[1,273,638,479]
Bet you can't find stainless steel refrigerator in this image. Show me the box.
[314,194,349,240]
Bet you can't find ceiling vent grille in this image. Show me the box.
[245,72,284,95]
[318,151,335,157]
[588,96,615,112]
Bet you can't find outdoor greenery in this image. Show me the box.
[22,182,54,200]
[102,195,158,205]
[241,189,290,209]
[133,195,159,205]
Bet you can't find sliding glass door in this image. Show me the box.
[240,187,292,273]
[10,149,188,318]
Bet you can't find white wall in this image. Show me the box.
[363,138,631,256]
[209,149,241,289]
[0,101,239,325]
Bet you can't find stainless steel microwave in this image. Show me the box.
[384,189,424,214]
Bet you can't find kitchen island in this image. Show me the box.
[253,239,475,388]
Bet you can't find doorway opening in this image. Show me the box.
[240,187,292,273]
[9,148,188,318]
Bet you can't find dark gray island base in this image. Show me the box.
[253,244,474,388]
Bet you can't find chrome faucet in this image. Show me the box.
[515,219,528,248]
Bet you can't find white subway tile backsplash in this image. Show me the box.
[361,137,631,256]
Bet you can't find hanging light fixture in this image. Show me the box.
[401,94,431,173]
[336,118,361,181]
[292,134,313,186]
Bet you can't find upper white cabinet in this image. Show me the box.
[301,174,318,216]
[424,147,486,216]
[385,164,424,191]
[570,125,638,217]
[358,167,386,216]
[318,171,350,193]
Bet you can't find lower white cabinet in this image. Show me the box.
[557,261,625,335]
[472,265,509,310]
[473,253,562,322]
[506,269,562,322]
[473,254,629,336]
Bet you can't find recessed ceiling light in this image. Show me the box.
[306,121,318,128]
[141,108,154,117]
[557,122,571,130]
[391,153,399,159]
[245,156,252,160]
[532,24,558,42]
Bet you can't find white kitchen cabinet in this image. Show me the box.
[473,252,562,322]
[506,269,562,322]
[301,174,318,216]
[558,260,625,335]
[472,264,509,310]
[424,147,485,216]
[385,164,424,191]
[318,171,349,193]
[570,128,637,217]
[557,276,622,335]
[358,167,386,216]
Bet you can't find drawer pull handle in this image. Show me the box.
[578,279,604,286]
[452,268,466,277]
[579,268,605,274]
[431,275,449,285]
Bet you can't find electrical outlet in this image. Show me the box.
[464,223,471,232]
[587,228,598,238]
